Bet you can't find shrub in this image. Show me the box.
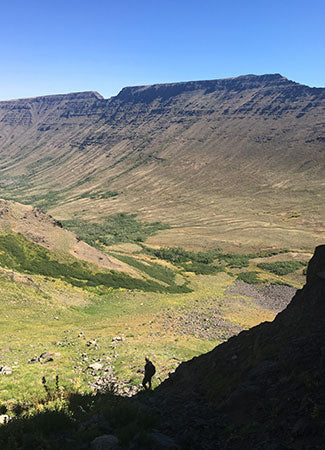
[216,254,250,268]
[182,262,225,275]
[257,260,307,276]
[142,246,220,265]
[0,233,187,293]
[237,271,262,284]
[62,213,170,248]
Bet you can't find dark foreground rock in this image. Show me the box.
[140,245,325,449]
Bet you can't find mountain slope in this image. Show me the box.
[145,245,325,449]
[0,74,324,250]
[0,199,131,273]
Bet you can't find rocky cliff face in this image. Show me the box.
[146,245,325,449]
[0,74,324,249]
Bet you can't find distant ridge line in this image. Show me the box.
[0,91,104,103]
[1,73,324,103]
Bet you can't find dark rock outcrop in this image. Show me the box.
[144,246,325,449]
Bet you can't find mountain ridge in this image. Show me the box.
[1,73,324,104]
[0,73,324,251]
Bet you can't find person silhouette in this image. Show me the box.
[142,357,156,390]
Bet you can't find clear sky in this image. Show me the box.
[0,0,324,100]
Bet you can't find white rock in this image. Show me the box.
[88,363,103,371]
[0,366,12,375]
[0,414,10,424]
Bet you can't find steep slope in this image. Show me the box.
[0,199,197,293]
[0,199,130,273]
[0,74,324,250]
[148,245,325,449]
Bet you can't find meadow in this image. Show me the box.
[0,235,309,406]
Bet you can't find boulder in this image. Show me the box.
[91,434,119,450]
[0,414,10,424]
[39,352,54,364]
[0,366,12,375]
[88,362,103,371]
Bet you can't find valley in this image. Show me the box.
[0,199,308,405]
[0,74,324,251]
[0,74,324,448]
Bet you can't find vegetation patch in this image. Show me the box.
[78,190,119,200]
[0,233,185,293]
[142,246,231,273]
[257,260,307,276]
[110,253,191,293]
[236,271,262,284]
[216,253,250,268]
[142,246,294,272]
[142,246,220,264]
[62,213,170,248]
[182,262,225,275]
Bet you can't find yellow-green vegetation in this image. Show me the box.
[0,213,310,440]
[0,239,307,407]
[0,232,189,293]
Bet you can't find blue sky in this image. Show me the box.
[0,0,324,100]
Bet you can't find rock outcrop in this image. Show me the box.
[146,245,325,449]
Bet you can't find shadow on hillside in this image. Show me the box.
[0,389,157,450]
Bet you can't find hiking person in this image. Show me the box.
[142,357,156,389]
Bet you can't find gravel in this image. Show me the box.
[226,281,297,312]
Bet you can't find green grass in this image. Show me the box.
[0,233,186,293]
[236,271,262,284]
[111,253,190,292]
[142,245,250,271]
[257,260,307,276]
[62,213,171,248]
[142,246,220,264]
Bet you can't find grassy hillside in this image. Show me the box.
[0,241,311,448]
[0,75,324,251]
[0,227,308,401]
